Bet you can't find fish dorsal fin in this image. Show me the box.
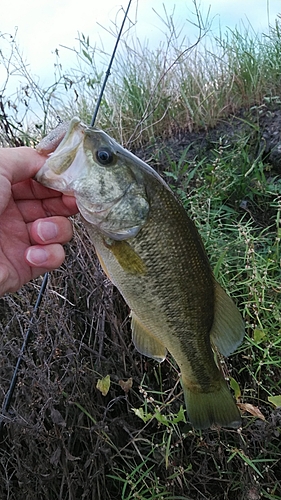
[130,311,167,362]
[210,281,245,357]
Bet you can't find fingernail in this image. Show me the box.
[26,248,48,265]
[37,221,58,241]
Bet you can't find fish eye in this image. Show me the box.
[96,148,114,166]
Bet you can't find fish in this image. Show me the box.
[35,117,245,430]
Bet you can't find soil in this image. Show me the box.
[0,104,280,500]
[134,102,281,175]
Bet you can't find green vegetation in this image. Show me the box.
[0,6,280,499]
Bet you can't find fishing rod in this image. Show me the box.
[0,0,133,437]
[91,0,132,127]
[0,272,49,435]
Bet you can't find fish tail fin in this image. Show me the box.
[181,376,241,430]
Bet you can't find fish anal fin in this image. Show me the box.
[131,312,167,362]
[210,281,245,357]
[182,375,241,430]
[105,240,146,275]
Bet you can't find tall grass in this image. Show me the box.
[2,13,281,147]
[61,15,281,146]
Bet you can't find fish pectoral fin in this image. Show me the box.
[210,281,245,357]
[130,311,167,363]
[182,375,241,430]
[105,240,146,275]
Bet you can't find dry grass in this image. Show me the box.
[1,213,280,500]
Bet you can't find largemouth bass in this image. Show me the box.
[36,117,244,430]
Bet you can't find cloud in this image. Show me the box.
[1,0,280,92]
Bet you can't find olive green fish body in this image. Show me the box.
[85,176,241,429]
[86,179,217,384]
[36,118,245,429]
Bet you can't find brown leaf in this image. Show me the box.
[50,446,61,466]
[237,402,265,420]
[50,408,66,427]
[119,377,133,393]
[64,448,81,462]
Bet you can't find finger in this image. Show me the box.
[25,243,66,270]
[17,196,78,222]
[12,178,64,200]
[0,265,10,297]
[28,217,74,245]
[62,194,78,213]
[13,180,78,213]
[0,147,47,184]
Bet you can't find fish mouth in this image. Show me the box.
[35,118,85,190]
[36,141,89,195]
[36,171,76,195]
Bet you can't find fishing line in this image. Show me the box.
[0,0,133,437]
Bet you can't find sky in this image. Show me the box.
[0,0,280,107]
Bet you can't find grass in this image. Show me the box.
[0,4,281,499]
[167,137,281,401]
[2,10,281,146]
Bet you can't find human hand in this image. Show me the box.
[0,146,78,296]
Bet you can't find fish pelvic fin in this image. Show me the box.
[130,311,167,363]
[182,376,241,430]
[210,281,245,357]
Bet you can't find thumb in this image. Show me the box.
[0,146,47,185]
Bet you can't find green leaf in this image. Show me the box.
[171,405,186,424]
[154,406,186,426]
[253,328,266,343]
[82,49,92,64]
[96,374,110,396]
[132,407,153,423]
[155,409,170,426]
[268,395,281,408]
[230,377,241,400]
